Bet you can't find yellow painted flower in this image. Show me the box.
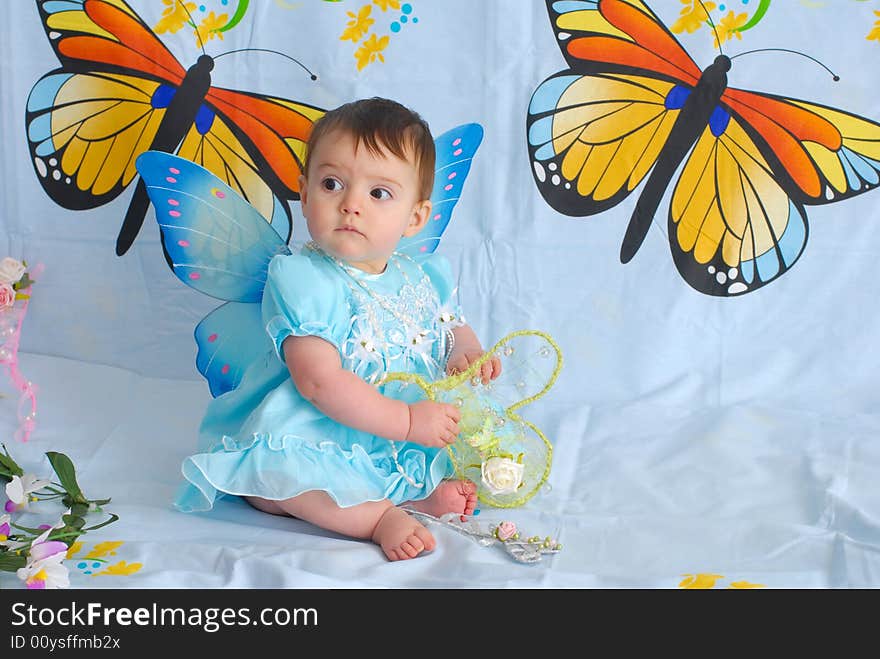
[715,10,748,47]
[374,0,401,11]
[867,11,880,42]
[195,11,228,45]
[95,560,142,577]
[679,573,724,589]
[354,33,389,70]
[729,580,766,589]
[155,0,197,35]
[65,541,83,559]
[671,0,717,34]
[84,541,124,559]
[341,5,374,43]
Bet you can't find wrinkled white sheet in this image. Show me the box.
[2,352,879,589]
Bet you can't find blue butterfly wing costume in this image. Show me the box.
[136,124,484,512]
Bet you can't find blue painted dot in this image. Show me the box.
[402,3,413,14]
[222,0,229,4]
[92,562,101,568]
[400,15,408,23]
[719,4,726,10]
[77,562,87,569]
[199,5,206,12]
[412,17,418,24]
[390,21,401,32]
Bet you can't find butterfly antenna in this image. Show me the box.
[177,0,207,55]
[697,0,723,55]
[730,48,840,81]
[213,48,319,81]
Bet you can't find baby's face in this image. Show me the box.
[299,129,430,274]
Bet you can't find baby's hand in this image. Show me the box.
[405,400,461,447]
[447,349,502,385]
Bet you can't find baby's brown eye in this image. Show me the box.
[322,178,341,191]
[370,188,391,200]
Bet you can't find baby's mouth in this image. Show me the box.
[336,226,364,236]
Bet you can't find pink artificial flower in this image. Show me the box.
[496,520,517,541]
[0,282,15,310]
[0,513,11,544]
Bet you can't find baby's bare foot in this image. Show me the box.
[410,479,477,521]
[371,506,436,561]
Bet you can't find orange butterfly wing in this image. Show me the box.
[28,0,323,249]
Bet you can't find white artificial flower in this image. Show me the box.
[5,473,51,512]
[481,456,525,495]
[0,257,26,285]
[17,533,70,590]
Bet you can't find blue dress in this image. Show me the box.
[174,243,464,512]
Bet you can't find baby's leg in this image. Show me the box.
[247,491,435,561]
[407,479,477,520]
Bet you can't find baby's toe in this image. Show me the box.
[413,526,436,552]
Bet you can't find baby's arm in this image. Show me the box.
[446,324,502,384]
[283,335,460,447]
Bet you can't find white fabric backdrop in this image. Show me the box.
[2,0,880,588]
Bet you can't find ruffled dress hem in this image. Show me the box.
[173,431,453,513]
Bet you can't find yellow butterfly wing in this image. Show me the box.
[669,116,808,296]
[26,71,169,209]
[527,71,683,216]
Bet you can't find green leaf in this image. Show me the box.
[69,502,89,518]
[0,444,24,478]
[45,452,85,503]
[82,513,119,533]
[62,514,86,530]
[0,551,27,572]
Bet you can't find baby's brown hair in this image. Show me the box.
[304,97,436,200]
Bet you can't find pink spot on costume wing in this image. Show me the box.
[221,364,230,374]
[166,177,177,183]
[208,334,218,343]
[169,167,180,175]
[177,240,190,247]
[452,138,461,146]
[169,210,181,217]
[168,199,179,206]
[444,184,453,191]
[453,148,463,156]
[189,273,201,281]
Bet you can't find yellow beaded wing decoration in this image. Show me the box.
[383,330,563,508]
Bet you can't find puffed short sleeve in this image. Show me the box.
[261,252,350,362]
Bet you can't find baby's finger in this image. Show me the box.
[445,404,461,423]
[480,360,493,384]
[491,356,503,379]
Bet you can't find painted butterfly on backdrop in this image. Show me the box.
[26,0,324,256]
[134,122,484,397]
[527,0,880,296]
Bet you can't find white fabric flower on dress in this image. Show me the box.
[480,456,524,495]
[0,257,26,285]
[5,473,51,513]
[438,294,466,330]
[342,318,386,383]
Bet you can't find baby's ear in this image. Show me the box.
[403,199,432,237]
[298,175,308,207]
